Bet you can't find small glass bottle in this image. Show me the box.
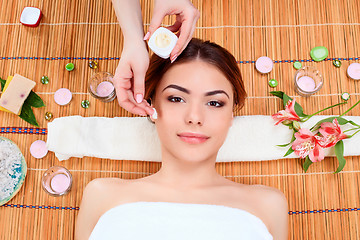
[42,166,73,197]
[88,72,116,102]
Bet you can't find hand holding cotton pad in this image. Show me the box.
[147,27,178,59]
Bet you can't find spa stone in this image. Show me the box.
[310,46,328,62]
[81,100,90,108]
[41,76,49,84]
[88,61,98,69]
[268,79,278,87]
[293,61,302,70]
[333,59,342,68]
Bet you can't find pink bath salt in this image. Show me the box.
[96,81,115,97]
[297,76,316,92]
[30,140,48,159]
[255,56,274,74]
[347,63,360,80]
[50,174,71,193]
[54,88,72,106]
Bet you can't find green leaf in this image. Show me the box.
[303,156,313,172]
[270,91,284,99]
[19,103,39,127]
[25,91,45,108]
[0,78,5,91]
[284,146,294,157]
[334,140,346,173]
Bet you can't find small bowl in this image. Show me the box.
[41,166,72,197]
[294,66,323,97]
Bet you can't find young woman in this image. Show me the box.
[75,38,288,240]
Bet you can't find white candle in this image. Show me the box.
[297,76,316,92]
[255,56,274,74]
[50,174,71,193]
[347,63,360,80]
[30,140,48,159]
[54,88,72,106]
[96,81,115,97]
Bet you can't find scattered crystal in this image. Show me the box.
[268,79,278,88]
[44,112,53,121]
[333,59,342,68]
[88,61,98,69]
[81,100,90,108]
[41,76,49,84]
[65,63,75,71]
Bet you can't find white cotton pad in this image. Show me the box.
[147,27,178,59]
[30,140,48,159]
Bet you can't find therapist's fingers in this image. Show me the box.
[170,9,200,60]
[145,9,167,40]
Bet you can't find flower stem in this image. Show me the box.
[339,99,360,117]
[302,102,347,122]
[349,129,360,138]
[344,127,360,133]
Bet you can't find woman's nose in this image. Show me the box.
[185,104,204,126]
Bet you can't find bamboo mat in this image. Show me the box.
[1,0,360,239]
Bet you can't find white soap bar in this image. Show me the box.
[148,27,178,59]
[20,7,42,27]
[0,74,36,114]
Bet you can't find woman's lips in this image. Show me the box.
[177,132,210,144]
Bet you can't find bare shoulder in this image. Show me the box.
[250,185,289,240]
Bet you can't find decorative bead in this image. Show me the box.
[341,92,350,101]
[44,112,53,121]
[293,61,302,70]
[41,75,49,84]
[88,61,98,69]
[310,46,328,62]
[81,100,90,108]
[333,59,342,68]
[65,63,75,71]
[268,79,278,88]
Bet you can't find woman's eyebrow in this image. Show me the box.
[162,84,229,99]
[205,90,230,99]
[162,84,190,94]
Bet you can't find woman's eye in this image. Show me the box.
[208,101,224,107]
[168,96,184,103]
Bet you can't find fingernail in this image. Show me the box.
[143,32,150,40]
[136,94,143,104]
[152,108,158,120]
[170,54,178,63]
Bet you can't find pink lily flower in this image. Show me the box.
[272,99,301,125]
[292,128,324,162]
[317,118,348,148]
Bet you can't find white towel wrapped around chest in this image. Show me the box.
[89,202,273,240]
[46,115,360,162]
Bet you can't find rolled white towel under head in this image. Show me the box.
[46,115,360,162]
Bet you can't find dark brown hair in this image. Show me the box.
[145,38,246,110]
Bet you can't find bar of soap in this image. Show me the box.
[0,74,36,114]
[147,27,178,59]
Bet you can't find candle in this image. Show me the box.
[255,56,274,74]
[50,174,71,193]
[296,76,316,92]
[30,140,48,159]
[96,81,115,97]
[347,63,360,80]
[54,88,72,106]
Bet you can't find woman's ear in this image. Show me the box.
[231,112,234,126]
[149,108,158,122]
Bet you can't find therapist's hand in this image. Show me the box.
[144,0,200,62]
[113,40,154,117]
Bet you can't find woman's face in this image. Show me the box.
[152,60,234,163]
